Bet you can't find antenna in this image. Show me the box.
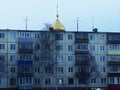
[92,18,94,30]
[24,16,28,30]
[75,17,80,32]
[56,4,59,17]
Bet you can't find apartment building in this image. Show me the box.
[0,16,120,90]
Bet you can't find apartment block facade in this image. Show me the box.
[0,28,120,90]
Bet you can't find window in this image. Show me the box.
[68,78,74,85]
[109,77,114,84]
[76,54,89,61]
[91,78,96,83]
[0,66,5,73]
[19,32,32,38]
[91,67,96,72]
[56,55,64,62]
[10,44,16,50]
[101,67,106,73]
[100,34,105,41]
[34,66,41,73]
[68,55,73,61]
[100,56,105,62]
[11,67,16,73]
[19,77,32,85]
[34,78,40,85]
[56,67,64,73]
[55,34,63,40]
[0,44,5,50]
[0,55,5,62]
[10,78,16,85]
[76,33,88,39]
[56,78,64,84]
[44,34,50,40]
[35,44,40,50]
[19,43,32,50]
[0,33,5,38]
[35,33,40,39]
[45,67,53,74]
[34,55,39,61]
[19,54,32,60]
[10,55,16,61]
[76,43,88,50]
[56,45,63,51]
[90,34,95,41]
[91,45,95,51]
[68,45,73,51]
[100,45,105,51]
[101,78,106,84]
[45,78,51,85]
[68,34,73,40]
[78,78,87,84]
[68,67,73,72]
[10,32,16,38]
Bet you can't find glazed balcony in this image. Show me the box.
[107,34,120,44]
[75,72,90,77]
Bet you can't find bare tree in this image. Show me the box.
[35,31,56,90]
[42,23,52,31]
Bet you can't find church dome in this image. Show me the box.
[51,17,65,31]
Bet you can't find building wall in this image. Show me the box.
[0,29,120,90]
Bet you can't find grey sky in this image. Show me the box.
[0,0,120,32]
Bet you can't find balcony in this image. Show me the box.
[75,60,90,65]
[18,38,33,42]
[18,72,33,77]
[75,72,90,77]
[18,85,32,90]
[107,40,120,44]
[75,50,89,54]
[18,49,33,54]
[75,39,89,43]
[107,34,120,44]
[108,61,120,65]
[108,72,120,76]
[18,61,33,65]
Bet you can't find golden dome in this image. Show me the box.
[52,17,65,31]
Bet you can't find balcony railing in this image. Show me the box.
[75,39,89,43]
[75,72,90,77]
[18,73,33,77]
[18,49,33,53]
[108,72,120,76]
[18,85,33,90]
[75,60,90,65]
[108,61,120,65]
[107,40,120,44]
[75,50,89,54]
[18,38,33,42]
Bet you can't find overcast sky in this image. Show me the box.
[0,0,120,32]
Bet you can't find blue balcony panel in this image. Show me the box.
[18,61,33,65]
